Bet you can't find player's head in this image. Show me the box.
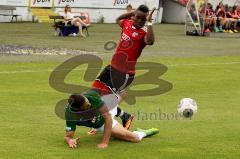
[132,5,149,29]
[64,5,71,13]
[237,5,240,11]
[228,6,233,12]
[219,1,224,6]
[233,5,237,12]
[68,94,90,111]
[225,4,228,10]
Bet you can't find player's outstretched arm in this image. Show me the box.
[144,8,156,45]
[64,131,80,148]
[98,105,112,149]
[116,11,135,27]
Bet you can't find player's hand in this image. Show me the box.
[147,7,156,22]
[68,137,80,148]
[97,143,108,149]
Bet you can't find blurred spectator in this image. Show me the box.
[215,2,227,32]
[225,5,238,33]
[64,5,90,37]
[126,4,133,13]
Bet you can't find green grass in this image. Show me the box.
[0,23,240,159]
[1,23,240,56]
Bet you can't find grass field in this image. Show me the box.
[0,23,240,159]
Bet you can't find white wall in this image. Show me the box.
[0,7,31,22]
[55,7,162,23]
[0,0,162,23]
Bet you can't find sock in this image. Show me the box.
[120,110,124,117]
[133,131,147,141]
[116,107,124,117]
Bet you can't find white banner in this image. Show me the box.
[0,0,158,9]
[31,0,53,7]
[0,0,28,6]
[55,0,159,9]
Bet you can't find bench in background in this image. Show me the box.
[49,15,90,36]
[0,5,21,22]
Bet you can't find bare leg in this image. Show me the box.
[74,18,90,27]
[223,19,228,30]
[78,24,86,37]
[111,123,140,143]
[233,19,237,30]
[72,21,86,37]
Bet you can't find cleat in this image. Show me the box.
[87,129,97,135]
[204,28,211,33]
[137,128,159,137]
[121,113,134,129]
[218,26,223,32]
[213,26,219,32]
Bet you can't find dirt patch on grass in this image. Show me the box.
[0,44,97,55]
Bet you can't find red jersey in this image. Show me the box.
[226,11,232,18]
[110,19,147,74]
[216,9,225,18]
[206,9,215,16]
[232,11,239,19]
[236,10,240,17]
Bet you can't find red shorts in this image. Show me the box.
[92,80,112,95]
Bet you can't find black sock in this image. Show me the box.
[116,107,123,117]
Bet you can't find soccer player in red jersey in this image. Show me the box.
[204,3,217,33]
[215,2,226,32]
[92,5,156,129]
[226,6,238,33]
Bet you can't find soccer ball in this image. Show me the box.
[177,98,198,118]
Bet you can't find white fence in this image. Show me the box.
[0,0,163,23]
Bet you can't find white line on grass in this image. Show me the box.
[0,61,240,74]
[167,61,240,67]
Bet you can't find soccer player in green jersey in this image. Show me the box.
[64,89,159,149]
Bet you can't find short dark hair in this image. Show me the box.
[137,4,149,13]
[68,94,86,110]
[126,4,133,9]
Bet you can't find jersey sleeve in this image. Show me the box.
[65,120,76,132]
[92,95,104,109]
[84,90,104,108]
[121,19,128,28]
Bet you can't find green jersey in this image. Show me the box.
[65,90,105,132]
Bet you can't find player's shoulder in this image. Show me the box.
[123,19,132,23]
[84,89,104,107]
[122,19,133,27]
[84,89,101,98]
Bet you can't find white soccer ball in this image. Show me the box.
[177,98,198,118]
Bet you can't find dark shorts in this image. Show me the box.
[93,65,135,93]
